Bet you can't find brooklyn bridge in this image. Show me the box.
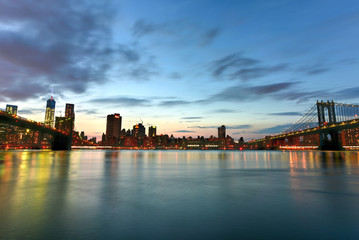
[246,100,359,150]
[0,110,91,150]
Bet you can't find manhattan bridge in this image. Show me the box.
[247,100,359,150]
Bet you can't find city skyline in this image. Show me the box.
[1,0,359,140]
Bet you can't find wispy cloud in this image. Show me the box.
[199,28,221,46]
[212,109,236,113]
[173,130,196,133]
[210,52,287,81]
[188,125,252,129]
[132,19,221,47]
[268,112,303,116]
[88,97,150,107]
[159,100,192,107]
[210,82,298,102]
[253,124,292,134]
[18,108,43,115]
[181,117,203,120]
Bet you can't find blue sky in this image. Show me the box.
[1,0,359,140]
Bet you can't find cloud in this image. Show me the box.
[18,108,43,115]
[188,125,252,129]
[199,28,220,46]
[210,52,287,81]
[298,65,331,75]
[173,130,196,133]
[117,54,160,81]
[253,124,292,134]
[132,19,167,38]
[232,132,246,135]
[0,0,119,100]
[210,82,298,102]
[181,117,203,120]
[132,19,221,47]
[158,81,359,108]
[212,109,236,113]
[88,97,150,107]
[268,112,303,116]
[227,125,252,129]
[332,86,359,101]
[117,44,141,62]
[76,109,99,115]
[168,72,182,79]
[0,79,48,100]
[159,100,192,107]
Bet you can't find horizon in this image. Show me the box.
[1,0,359,140]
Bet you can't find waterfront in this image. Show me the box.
[1,150,359,239]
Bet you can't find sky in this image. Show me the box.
[1,0,359,141]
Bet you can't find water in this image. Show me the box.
[1,150,359,239]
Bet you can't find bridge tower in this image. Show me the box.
[316,100,336,126]
[316,100,341,150]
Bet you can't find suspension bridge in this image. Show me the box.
[246,100,359,150]
[0,110,93,150]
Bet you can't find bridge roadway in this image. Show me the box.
[271,118,359,140]
[0,110,71,150]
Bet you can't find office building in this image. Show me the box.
[44,97,56,127]
[133,123,145,138]
[65,103,75,119]
[218,125,226,139]
[106,113,122,143]
[55,116,73,134]
[148,126,156,137]
[6,105,18,115]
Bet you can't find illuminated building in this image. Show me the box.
[106,113,122,143]
[133,123,145,138]
[64,103,75,132]
[44,97,56,127]
[55,116,73,134]
[6,105,18,115]
[65,103,75,119]
[149,126,156,137]
[218,125,226,139]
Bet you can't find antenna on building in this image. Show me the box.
[50,87,54,100]
[140,118,143,124]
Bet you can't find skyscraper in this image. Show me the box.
[44,96,56,127]
[218,125,226,138]
[133,123,145,138]
[149,126,156,137]
[64,103,75,133]
[6,105,18,115]
[65,103,75,120]
[106,113,122,143]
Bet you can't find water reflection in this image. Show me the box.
[0,150,359,239]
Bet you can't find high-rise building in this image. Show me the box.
[65,103,75,120]
[64,103,75,132]
[149,126,156,137]
[106,113,122,143]
[44,97,56,127]
[6,105,18,115]
[133,123,145,138]
[218,125,226,139]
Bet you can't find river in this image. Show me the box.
[1,150,359,239]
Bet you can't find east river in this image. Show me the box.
[1,150,359,239]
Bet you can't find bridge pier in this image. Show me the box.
[52,134,72,150]
[319,130,342,150]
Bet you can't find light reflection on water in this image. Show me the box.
[1,150,359,239]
